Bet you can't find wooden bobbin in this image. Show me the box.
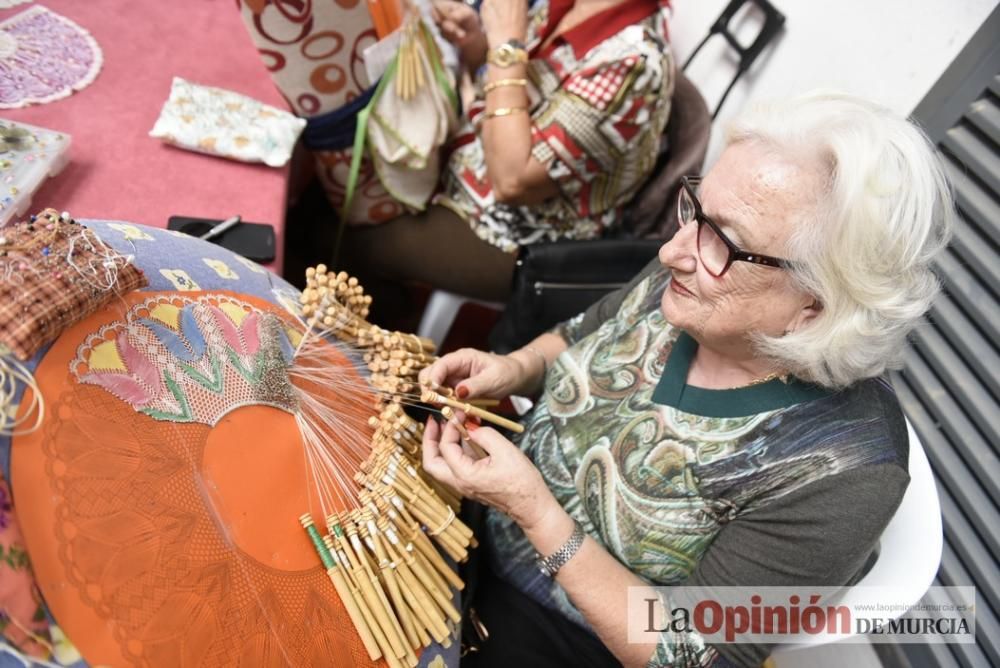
[378,493,465,591]
[355,511,423,657]
[329,519,409,665]
[440,407,489,459]
[380,517,462,627]
[315,533,390,665]
[345,514,417,667]
[364,510,447,647]
[392,457,473,543]
[421,390,524,434]
[299,514,382,661]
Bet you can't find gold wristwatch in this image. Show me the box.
[487,39,528,68]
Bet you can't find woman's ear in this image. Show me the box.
[785,297,823,335]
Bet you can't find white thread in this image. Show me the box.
[64,227,136,292]
[0,347,44,437]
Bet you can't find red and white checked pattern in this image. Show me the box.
[564,57,637,110]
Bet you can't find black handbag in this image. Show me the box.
[488,238,663,353]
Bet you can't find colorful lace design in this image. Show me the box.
[72,295,301,425]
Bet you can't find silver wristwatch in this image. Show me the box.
[536,522,585,577]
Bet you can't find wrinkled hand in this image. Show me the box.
[423,418,555,529]
[418,347,540,399]
[479,0,529,47]
[431,0,488,66]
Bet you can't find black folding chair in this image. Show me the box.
[684,0,787,118]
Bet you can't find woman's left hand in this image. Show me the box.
[479,0,529,48]
[422,417,555,530]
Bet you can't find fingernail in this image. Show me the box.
[457,385,469,399]
[466,422,479,432]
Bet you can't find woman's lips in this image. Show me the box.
[670,277,694,297]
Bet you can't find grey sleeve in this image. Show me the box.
[678,463,910,668]
[556,255,664,345]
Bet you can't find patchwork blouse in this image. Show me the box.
[434,0,674,253]
[485,262,910,667]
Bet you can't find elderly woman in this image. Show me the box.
[418,91,953,667]
[341,0,674,323]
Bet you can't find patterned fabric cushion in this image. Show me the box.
[149,77,306,168]
[0,210,147,360]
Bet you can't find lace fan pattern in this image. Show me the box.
[72,295,301,425]
[0,6,103,109]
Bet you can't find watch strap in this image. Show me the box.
[536,522,585,577]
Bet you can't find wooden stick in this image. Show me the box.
[370,491,461,590]
[386,539,453,641]
[467,398,501,408]
[422,390,524,433]
[301,515,383,661]
[377,517,451,642]
[440,407,489,459]
[332,519,410,663]
[322,535,404,668]
[383,521,462,626]
[358,512,422,654]
[391,568,436,648]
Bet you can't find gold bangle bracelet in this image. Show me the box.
[483,78,528,93]
[483,106,528,120]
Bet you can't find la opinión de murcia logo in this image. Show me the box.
[628,586,976,645]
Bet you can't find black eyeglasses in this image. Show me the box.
[677,176,791,277]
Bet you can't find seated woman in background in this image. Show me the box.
[341,0,674,323]
[418,92,953,667]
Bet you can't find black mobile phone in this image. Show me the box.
[167,215,276,263]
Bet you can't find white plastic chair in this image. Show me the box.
[772,418,943,653]
[416,290,504,348]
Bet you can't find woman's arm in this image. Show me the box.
[423,423,663,666]
[522,493,662,667]
[505,331,566,393]
[478,0,560,204]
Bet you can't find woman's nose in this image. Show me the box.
[658,222,698,272]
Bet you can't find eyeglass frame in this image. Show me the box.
[678,176,792,277]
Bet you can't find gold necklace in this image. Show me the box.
[734,372,789,389]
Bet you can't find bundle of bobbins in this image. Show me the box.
[297,263,530,668]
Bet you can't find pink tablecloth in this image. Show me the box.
[0,0,290,272]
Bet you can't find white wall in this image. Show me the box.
[667,0,999,164]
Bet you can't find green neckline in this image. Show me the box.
[651,331,832,418]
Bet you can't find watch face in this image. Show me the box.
[491,41,527,67]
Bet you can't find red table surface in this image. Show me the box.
[1,0,291,273]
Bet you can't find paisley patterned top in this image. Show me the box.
[485,264,910,667]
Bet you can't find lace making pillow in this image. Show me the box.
[149,77,306,167]
[0,209,147,360]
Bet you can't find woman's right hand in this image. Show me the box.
[431,0,489,69]
[418,347,543,399]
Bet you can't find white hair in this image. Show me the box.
[726,91,954,389]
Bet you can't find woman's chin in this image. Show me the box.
[660,290,684,325]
